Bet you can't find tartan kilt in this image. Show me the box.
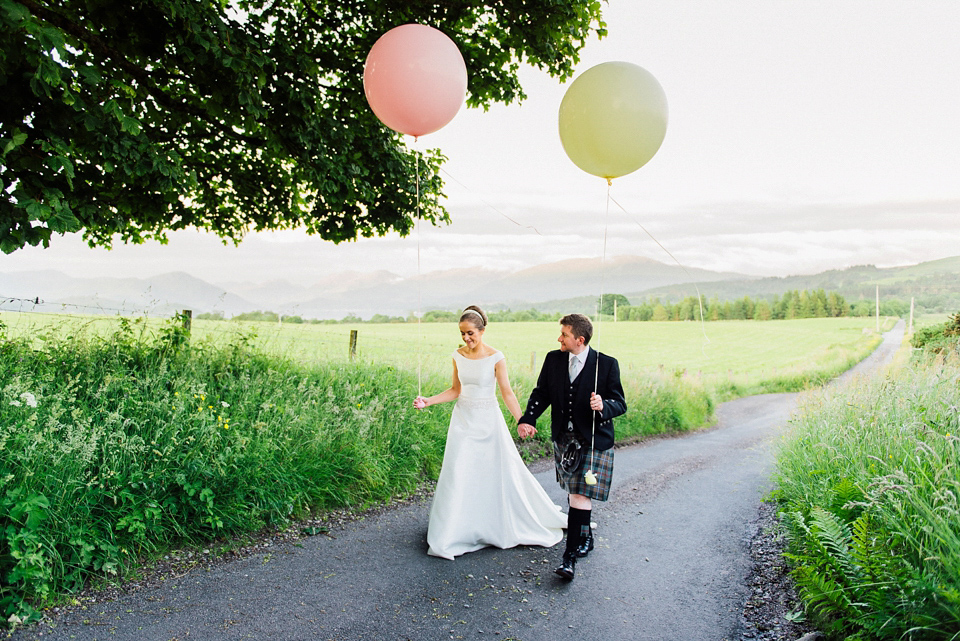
[554,443,614,501]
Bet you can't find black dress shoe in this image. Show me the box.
[554,552,576,581]
[576,531,594,558]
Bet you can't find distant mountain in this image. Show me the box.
[277,256,749,318]
[217,270,405,309]
[634,256,960,308]
[3,255,958,320]
[0,271,257,317]
[480,256,748,305]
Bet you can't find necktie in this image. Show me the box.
[569,355,579,382]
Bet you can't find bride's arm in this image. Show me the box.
[494,359,523,422]
[415,359,461,408]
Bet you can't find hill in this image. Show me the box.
[2,255,958,319]
[626,256,960,313]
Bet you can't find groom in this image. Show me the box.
[518,313,627,581]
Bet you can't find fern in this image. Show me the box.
[810,506,861,582]
[831,477,865,519]
[791,564,857,637]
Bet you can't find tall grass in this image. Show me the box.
[0,318,449,621]
[0,316,712,623]
[775,344,960,639]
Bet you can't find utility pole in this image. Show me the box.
[876,285,879,332]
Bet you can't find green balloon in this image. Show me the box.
[558,61,668,181]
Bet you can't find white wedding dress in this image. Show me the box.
[427,350,566,560]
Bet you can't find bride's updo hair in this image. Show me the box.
[459,305,487,329]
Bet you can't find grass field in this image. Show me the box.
[0,312,895,394]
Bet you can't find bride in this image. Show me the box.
[414,305,566,559]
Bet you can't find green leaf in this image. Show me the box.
[47,206,81,234]
[120,116,142,135]
[3,131,27,154]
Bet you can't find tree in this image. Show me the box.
[598,293,630,316]
[1,0,606,253]
[754,299,772,320]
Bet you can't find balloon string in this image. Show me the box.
[590,182,612,467]
[439,168,544,236]
[609,195,711,352]
[415,144,423,396]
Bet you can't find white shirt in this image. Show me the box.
[568,347,590,381]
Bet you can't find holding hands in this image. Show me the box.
[517,423,537,439]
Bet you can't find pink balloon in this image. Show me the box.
[363,24,467,138]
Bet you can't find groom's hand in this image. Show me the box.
[517,423,537,439]
[589,392,604,412]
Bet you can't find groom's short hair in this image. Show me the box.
[560,313,593,345]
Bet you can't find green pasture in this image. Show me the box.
[0,312,896,397]
[913,312,950,327]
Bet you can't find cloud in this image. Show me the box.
[3,197,956,287]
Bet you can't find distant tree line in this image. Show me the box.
[617,289,915,322]
[197,310,309,324]
[620,289,847,322]
[193,289,922,324]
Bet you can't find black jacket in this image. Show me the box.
[518,348,627,451]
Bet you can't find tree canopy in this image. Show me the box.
[0,0,606,253]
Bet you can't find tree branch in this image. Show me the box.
[17,0,266,147]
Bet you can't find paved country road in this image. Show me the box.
[12,321,905,641]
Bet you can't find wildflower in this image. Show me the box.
[221,401,230,408]
[20,392,37,408]
[9,400,20,407]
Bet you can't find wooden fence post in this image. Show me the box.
[182,309,192,335]
[909,297,914,334]
[349,329,358,361]
[876,285,880,332]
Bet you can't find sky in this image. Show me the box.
[4,0,960,287]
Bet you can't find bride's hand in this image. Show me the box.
[413,396,427,410]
